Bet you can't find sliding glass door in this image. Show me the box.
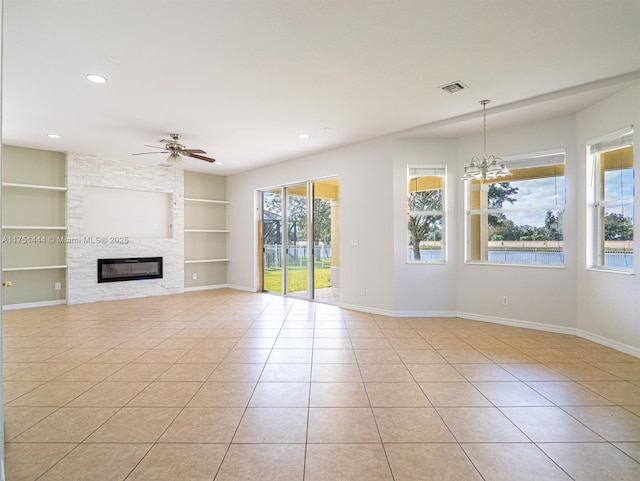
[285,184,309,298]
[312,178,339,304]
[261,188,283,294]
[260,178,339,303]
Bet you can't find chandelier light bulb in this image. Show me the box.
[462,100,511,181]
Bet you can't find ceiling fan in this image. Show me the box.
[133,133,216,164]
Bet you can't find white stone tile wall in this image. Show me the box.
[66,153,184,304]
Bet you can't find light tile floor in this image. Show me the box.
[3,289,640,480]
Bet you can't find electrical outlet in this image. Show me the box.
[502,296,509,306]
[192,273,198,280]
[360,287,367,296]
[54,282,61,290]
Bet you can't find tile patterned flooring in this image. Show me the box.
[2,289,639,480]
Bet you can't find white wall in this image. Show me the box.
[392,138,458,315]
[575,82,640,352]
[226,137,397,313]
[455,115,579,331]
[226,83,639,356]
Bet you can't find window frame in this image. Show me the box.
[587,126,635,274]
[407,164,447,264]
[464,149,567,267]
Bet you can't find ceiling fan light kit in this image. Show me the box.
[133,133,216,164]
[167,152,183,165]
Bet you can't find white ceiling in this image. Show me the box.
[3,0,640,175]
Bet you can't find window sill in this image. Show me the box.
[464,261,566,269]
[406,261,447,265]
[586,266,635,275]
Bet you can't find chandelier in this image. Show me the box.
[462,99,510,181]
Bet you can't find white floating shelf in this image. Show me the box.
[184,229,230,233]
[3,265,67,272]
[2,225,67,230]
[184,197,230,204]
[184,259,230,264]
[2,182,67,191]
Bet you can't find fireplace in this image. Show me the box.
[98,257,163,283]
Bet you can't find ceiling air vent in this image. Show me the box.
[439,81,467,94]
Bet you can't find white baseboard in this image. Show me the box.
[338,303,396,317]
[456,311,577,335]
[184,284,228,293]
[225,284,259,293]
[339,303,455,318]
[3,299,67,311]
[575,328,640,358]
[457,311,639,358]
[392,310,458,318]
[4,288,637,358]
[325,300,639,358]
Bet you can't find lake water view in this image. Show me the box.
[410,250,634,268]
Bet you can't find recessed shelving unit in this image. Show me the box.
[1,145,68,306]
[184,171,229,289]
[2,225,68,230]
[184,197,230,204]
[3,265,68,272]
[2,182,67,191]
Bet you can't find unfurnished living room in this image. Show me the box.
[1,1,639,480]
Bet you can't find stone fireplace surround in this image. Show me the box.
[66,153,184,304]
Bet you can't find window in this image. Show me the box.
[407,165,446,262]
[588,127,634,271]
[465,150,566,265]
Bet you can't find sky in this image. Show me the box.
[498,176,566,227]
[496,168,634,227]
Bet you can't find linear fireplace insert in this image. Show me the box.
[98,257,163,283]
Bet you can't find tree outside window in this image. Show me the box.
[588,128,634,271]
[465,151,566,265]
[407,166,446,262]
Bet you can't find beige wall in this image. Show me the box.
[184,171,228,289]
[1,146,66,306]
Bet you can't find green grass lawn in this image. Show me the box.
[264,266,331,292]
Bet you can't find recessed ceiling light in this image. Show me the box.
[86,74,107,84]
[47,133,62,139]
[298,134,310,139]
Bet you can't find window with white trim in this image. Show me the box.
[407,165,446,262]
[465,150,566,265]
[588,127,634,272]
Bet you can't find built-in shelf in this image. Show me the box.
[2,225,68,230]
[1,146,67,306]
[184,259,230,264]
[3,265,67,272]
[184,172,228,288]
[2,182,67,191]
[184,197,230,204]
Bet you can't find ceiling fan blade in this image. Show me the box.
[183,149,206,154]
[132,151,165,155]
[144,144,167,150]
[184,152,216,163]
